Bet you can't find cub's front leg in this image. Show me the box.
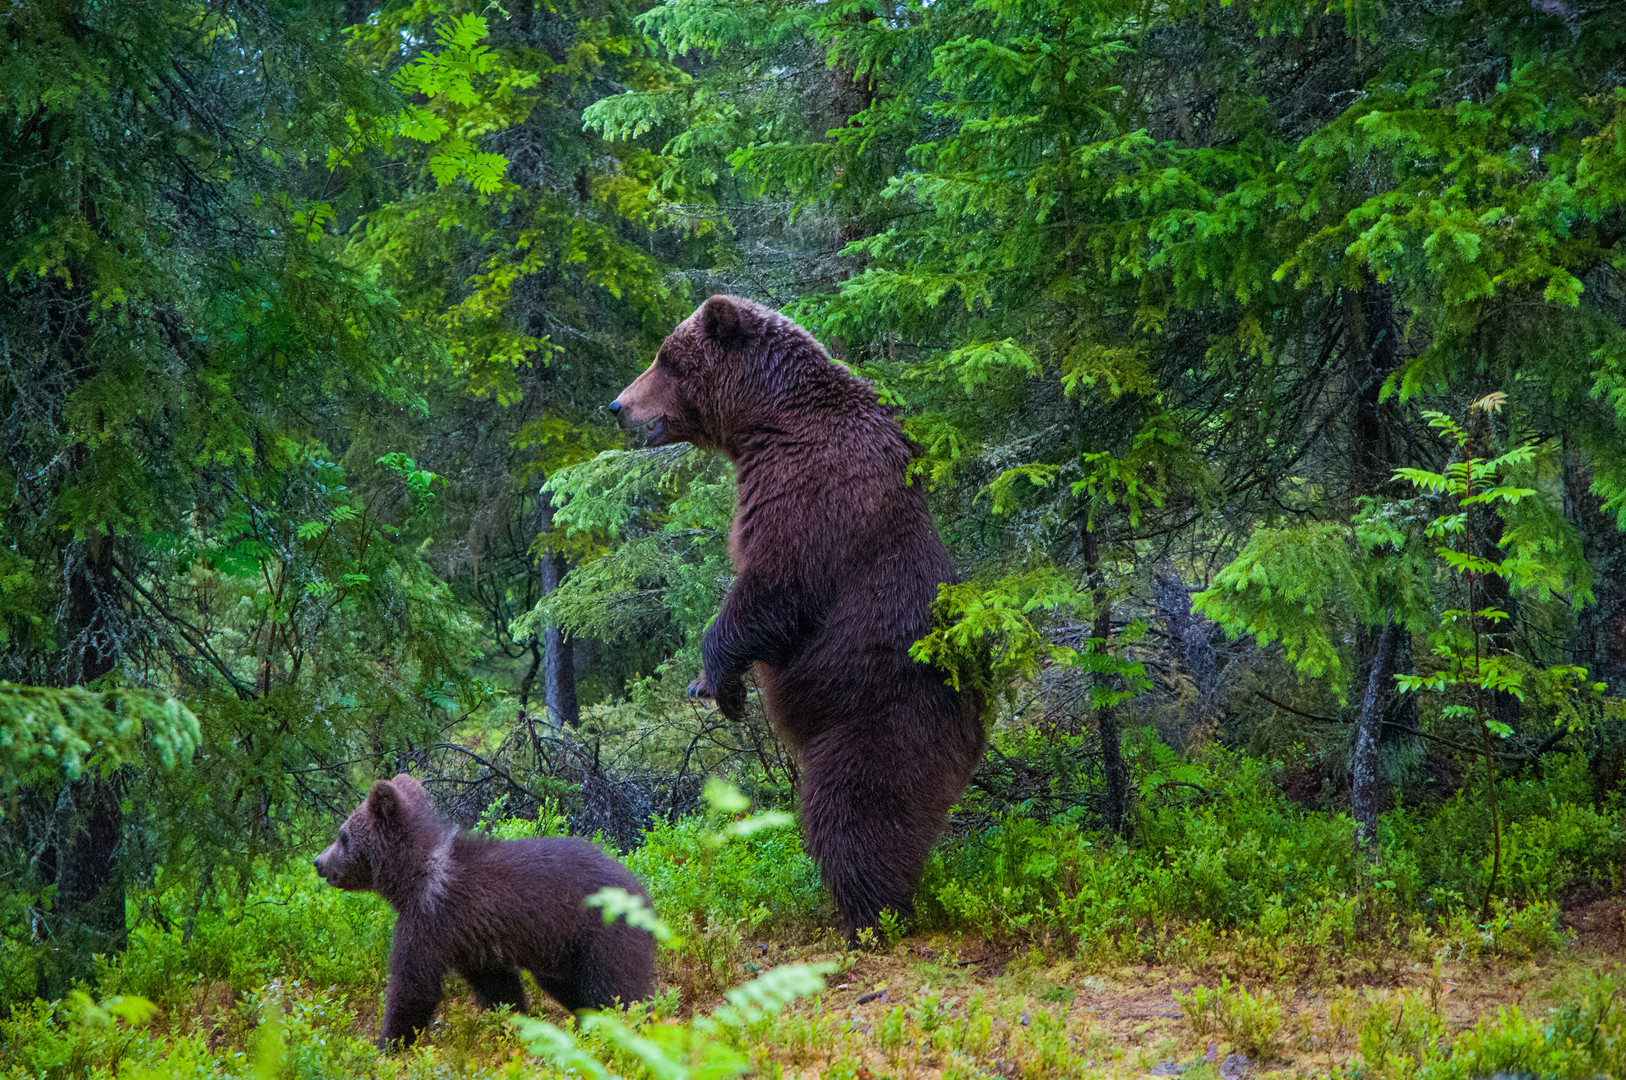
[379,933,446,1049]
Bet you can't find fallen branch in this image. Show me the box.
[1255,690,1543,761]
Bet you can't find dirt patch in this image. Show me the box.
[1561,880,1623,953]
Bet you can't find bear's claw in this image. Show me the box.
[688,675,745,719]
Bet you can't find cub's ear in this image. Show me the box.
[699,295,743,344]
[391,772,430,807]
[366,779,402,821]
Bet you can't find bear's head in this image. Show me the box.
[610,295,794,452]
[314,772,437,894]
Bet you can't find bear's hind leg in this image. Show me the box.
[464,967,528,1014]
[798,727,947,943]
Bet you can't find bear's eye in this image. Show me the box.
[654,347,686,376]
[339,830,349,847]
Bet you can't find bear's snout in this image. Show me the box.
[609,360,682,445]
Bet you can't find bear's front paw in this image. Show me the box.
[688,674,746,718]
[716,678,746,719]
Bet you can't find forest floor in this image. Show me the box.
[663,922,1620,1079]
[328,889,1625,1080]
[22,874,1624,1079]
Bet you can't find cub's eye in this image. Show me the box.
[339,830,350,847]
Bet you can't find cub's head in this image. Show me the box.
[610,295,777,451]
[313,773,433,892]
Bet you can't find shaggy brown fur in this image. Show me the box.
[611,296,987,938]
[314,774,654,1048]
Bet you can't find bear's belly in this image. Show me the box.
[757,639,940,753]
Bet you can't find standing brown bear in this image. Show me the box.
[610,295,987,939]
[314,773,654,1048]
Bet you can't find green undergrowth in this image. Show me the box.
[918,748,1619,975]
[1,750,1623,1078]
[5,934,1626,1079]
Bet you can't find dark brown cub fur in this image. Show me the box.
[314,774,654,1048]
[611,296,988,940]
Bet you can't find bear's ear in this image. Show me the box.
[699,295,743,345]
[366,779,402,822]
[391,772,430,807]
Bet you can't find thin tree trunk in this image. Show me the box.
[1093,598,1129,836]
[38,530,127,996]
[1345,277,1398,503]
[518,638,542,711]
[1352,612,1397,860]
[536,500,578,732]
[541,589,578,732]
[1344,278,1403,863]
[1082,526,1128,835]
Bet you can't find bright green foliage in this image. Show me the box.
[909,569,1089,695]
[1393,406,1601,732]
[1329,972,1626,1080]
[0,686,198,788]
[921,747,1363,958]
[1195,520,1410,697]
[388,15,529,193]
[343,2,692,733]
[1387,400,1604,913]
[917,740,1616,967]
[348,1,683,404]
[1175,976,1283,1060]
[628,781,827,935]
[527,446,736,661]
[513,962,836,1080]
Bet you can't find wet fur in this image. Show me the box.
[613,296,988,938]
[314,775,654,1047]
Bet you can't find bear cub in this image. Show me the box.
[314,773,654,1048]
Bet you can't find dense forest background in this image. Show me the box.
[4,0,1626,1072]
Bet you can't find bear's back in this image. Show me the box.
[417,834,651,992]
[448,834,643,906]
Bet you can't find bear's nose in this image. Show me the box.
[313,857,323,874]
[607,400,621,415]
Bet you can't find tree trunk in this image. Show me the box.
[1344,279,1403,860]
[518,638,543,711]
[37,531,127,997]
[1565,461,1626,804]
[1092,598,1129,836]
[1082,526,1128,835]
[1352,612,1397,860]
[536,500,578,732]
[1345,278,1399,504]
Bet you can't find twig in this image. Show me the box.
[1256,690,1531,760]
[421,743,547,804]
[1254,690,1338,724]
